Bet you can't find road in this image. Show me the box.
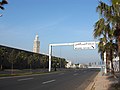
[0,69,99,90]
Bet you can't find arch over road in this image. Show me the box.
[48,41,107,73]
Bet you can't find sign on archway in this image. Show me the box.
[74,42,96,49]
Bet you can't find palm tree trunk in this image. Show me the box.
[111,61,114,74]
[117,50,120,83]
[116,24,120,73]
[118,35,120,73]
[116,25,120,84]
[109,39,115,75]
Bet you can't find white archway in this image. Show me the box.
[48,41,107,74]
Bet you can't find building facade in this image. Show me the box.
[33,34,40,53]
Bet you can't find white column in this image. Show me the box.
[49,45,52,72]
[109,61,112,72]
[104,52,107,74]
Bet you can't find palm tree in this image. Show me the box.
[0,0,8,16]
[97,0,120,73]
[97,0,120,84]
[97,38,105,60]
[94,18,108,40]
[93,18,111,73]
[111,0,120,73]
[0,0,8,10]
[94,1,120,85]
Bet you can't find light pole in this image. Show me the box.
[49,45,52,72]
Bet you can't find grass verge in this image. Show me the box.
[0,71,62,77]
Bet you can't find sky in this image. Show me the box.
[0,0,102,64]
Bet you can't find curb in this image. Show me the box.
[85,72,100,90]
[0,71,63,80]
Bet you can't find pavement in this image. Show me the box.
[86,72,120,90]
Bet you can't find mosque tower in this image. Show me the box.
[33,34,40,53]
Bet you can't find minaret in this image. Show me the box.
[33,34,40,53]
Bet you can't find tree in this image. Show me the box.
[96,0,120,73]
[41,55,48,68]
[28,54,33,73]
[61,58,67,68]
[93,0,120,75]
[8,49,18,74]
[0,0,8,10]
[93,18,111,73]
[52,57,57,71]
[27,53,40,71]
[32,53,40,69]
[112,0,120,73]
[16,51,27,69]
[0,47,8,70]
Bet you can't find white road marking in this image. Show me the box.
[84,71,86,73]
[17,78,34,81]
[59,73,64,75]
[42,79,56,84]
[73,73,78,76]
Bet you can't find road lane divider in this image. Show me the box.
[84,71,87,73]
[73,73,78,76]
[42,79,56,84]
[17,78,34,81]
[59,73,64,75]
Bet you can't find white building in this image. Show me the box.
[66,61,88,69]
[78,64,88,68]
[66,61,76,68]
[66,61,72,68]
[113,56,119,72]
[33,34,40,53]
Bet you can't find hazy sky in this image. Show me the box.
[0,0,101,64]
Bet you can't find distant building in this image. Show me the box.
[66,60,72,68]
[66,60,88,69]
[33,34,40,53]
[78,64,88,68]
[66,60,76,68]
[113,57,119,72]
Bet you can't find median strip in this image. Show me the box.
[17,78,34,81]
[42,79,56,84]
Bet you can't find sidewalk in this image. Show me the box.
[86,72,119,90]
[85,72,120,90]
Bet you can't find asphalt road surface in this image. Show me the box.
[0,69,99,90]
